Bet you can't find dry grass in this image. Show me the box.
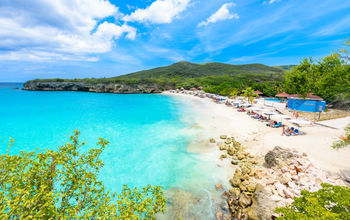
[297,109,350,121]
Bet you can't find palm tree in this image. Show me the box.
[242,87,258,103]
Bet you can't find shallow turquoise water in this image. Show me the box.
[0,83,226,218]
[0,83,199,190]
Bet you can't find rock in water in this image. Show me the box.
[210,138,216,143]
[216,184,224,190]
[216,212,223,220]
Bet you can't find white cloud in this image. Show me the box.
[123,0,191,24]
[198,3,239,27]
[264,0,281,4]
[0,0,136,61]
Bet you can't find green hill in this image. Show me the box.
[29,61,286,96]
[119,61,284,79]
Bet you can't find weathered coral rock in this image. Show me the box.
[264,151,277,168]
[231,160,238,165]
[281,173,292,185]
[247,184,277,220]
[247,184,256,192]
[283,188,293,199]
[239,193,252,207]
[237,152,246,160]
[220,154,227,159]
[227,147,235,156]
[230,178,241,187]
[220,135,227,139]
[264,146,296,168]
[219,145,227,151]
[239,184,247,192]
[216,184,224,190]
[229,187,241,197]
[216,211,223,220]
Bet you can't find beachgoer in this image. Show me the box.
[289,127,295,136]
[285,127,290,135]
[282,126,285,136]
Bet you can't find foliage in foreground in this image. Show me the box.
[332,125,350,149]
[276,183,350,220]
[0,131,166,219]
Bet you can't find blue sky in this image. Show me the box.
[0,0,350,82]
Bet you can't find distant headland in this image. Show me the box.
[22,61,287,94]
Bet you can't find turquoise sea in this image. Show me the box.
[0,83,225,219]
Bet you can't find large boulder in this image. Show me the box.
[246,184,277,220]
[238,192,252,207]
[230,178,241,187]
[264,146,296,168]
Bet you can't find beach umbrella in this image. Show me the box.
[276,92,289,98]
[272,114,291,123]
[255,90,263,95]
[247,106,265,111]
[263,111,276,120]
[241,103,252,107]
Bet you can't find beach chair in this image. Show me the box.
[294,129,299,135]
[273,122,282,128]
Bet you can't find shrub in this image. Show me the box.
[276,183,350,220]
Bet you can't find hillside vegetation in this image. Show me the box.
[31,61,285,96]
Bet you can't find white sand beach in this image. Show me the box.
[163,91,350,175]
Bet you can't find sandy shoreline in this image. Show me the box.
[163,91,350,175]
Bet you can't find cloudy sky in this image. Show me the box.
[1,0,350,81]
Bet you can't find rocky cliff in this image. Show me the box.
[22,81,173,93]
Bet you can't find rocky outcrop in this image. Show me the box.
[22,81,174,94]
[211,136,346,220]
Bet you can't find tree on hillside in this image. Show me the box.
[229,88,239,99]
[338,37,350,62]
[0,131,166,219]
[242,87,258,103]
[284,39,350,108]
[284,58,314,98]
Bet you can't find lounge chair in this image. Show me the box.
[294,129,299,135]
[273,122,282,128]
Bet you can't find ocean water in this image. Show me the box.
[0,83,226,219]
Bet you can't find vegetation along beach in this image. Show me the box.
[1,0,350,219]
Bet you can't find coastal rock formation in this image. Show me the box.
[22,81,173,93]
[213,136,346,220]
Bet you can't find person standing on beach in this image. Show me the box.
[282,126,285,136]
